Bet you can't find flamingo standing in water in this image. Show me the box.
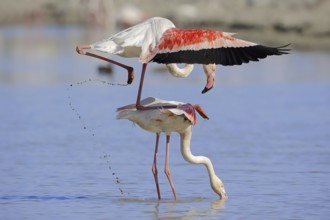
[117,97,227,200]
[77,17,290,110]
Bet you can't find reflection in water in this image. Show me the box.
[120,197,225,220]
[154,199,225,220]
[211,199,226,210]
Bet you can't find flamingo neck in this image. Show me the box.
[180,128,217,182]
[166,64,194,78]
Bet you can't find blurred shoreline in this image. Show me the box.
[1,0,329,51]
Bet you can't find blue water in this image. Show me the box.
[1,26,330,219]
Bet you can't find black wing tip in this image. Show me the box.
[277,43,291,54]
[268,43,291,55]
[151,43,292,65]
[278,43,291,48]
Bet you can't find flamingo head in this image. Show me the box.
[211,175,228,200]
[201,64,216,94]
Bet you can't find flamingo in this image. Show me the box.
[77,17,290,110]
[117,97,228,200]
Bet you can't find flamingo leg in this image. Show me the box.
[164,135,177,200]
[152,133,161,200]
[76,45,134,84]
[135,63,178,111]
[135,63,148,110]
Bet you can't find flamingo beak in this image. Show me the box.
[201,71,215,94]
[201,86,213,94]
[219,192,228,200]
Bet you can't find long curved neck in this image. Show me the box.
[166,64,194,78]
[180,128,216,181]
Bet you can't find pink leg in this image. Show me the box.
[135,63,178,111]
[76,45,134,84]
[135,63,147,110]
[164,135,177,200]
[152,133,161,200]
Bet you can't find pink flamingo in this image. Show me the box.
[77,17,289,110]
[117,97,228,200]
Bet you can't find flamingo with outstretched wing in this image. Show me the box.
[77,17,290,110]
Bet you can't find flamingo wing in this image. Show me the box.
[117,97,198,125]
[90,17,175,57]
[139,98,197,126]
[142,28,290,65]
[168,104,197,125]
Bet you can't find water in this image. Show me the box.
[1,26,330,219]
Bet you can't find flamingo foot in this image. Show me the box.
[136,104,179,111]
[127,67,134,84]
[135,97,179,111]
[76,45,91,55]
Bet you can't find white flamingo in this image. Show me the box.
[117,97,228,200]
[77,17,289,110]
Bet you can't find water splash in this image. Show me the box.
[67,78,129,197]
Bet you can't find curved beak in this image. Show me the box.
[201,71,215,94]
[201,86,213,94]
